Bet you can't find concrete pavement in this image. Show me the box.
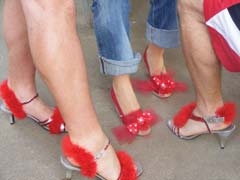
[1,1,240,180]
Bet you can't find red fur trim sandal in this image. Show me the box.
[111,88,159,144]
[0,80,66,134]
[167,102,236,149]
[61,135,142,180]
[131,48,187,98]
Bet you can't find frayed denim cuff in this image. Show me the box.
[98,53,141,76]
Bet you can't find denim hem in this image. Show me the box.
[98,53,141,76]
[146,22,180,48]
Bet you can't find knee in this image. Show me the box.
[22,0,76,23]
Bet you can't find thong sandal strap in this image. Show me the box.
[21,93,39,105]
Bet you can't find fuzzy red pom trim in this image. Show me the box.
[215,102,236,124]
[62,136,97,178]
[0,80,26,119]
[173,102,196,128]
[48,108,64,134]
[117,151,137,180]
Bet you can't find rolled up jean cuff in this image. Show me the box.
[146,22,180,48]
[98,52,141,76]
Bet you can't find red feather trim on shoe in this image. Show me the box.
[117,151,137,180]
[62,136,97,178]
[112,109,160,144]
[173,102,196,128]
[0,80,26,119]
[48,108,64,134]
[131,72,187,96]
[215,102,236,125]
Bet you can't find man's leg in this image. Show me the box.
[20,0,120,178]
[3,0,53,121]
[176,0,227,136]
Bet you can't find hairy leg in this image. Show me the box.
[20,0,120,178]
[177,0,227,136]
[3,0,54,121]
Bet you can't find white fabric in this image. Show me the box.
[206,9,240,55]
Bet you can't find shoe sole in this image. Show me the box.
[60,155,143,179]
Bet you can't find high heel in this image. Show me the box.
[110,88,159,143]
[0,80,66,134]
[132,47,187,98]
[216,125,236,149]
[61,135,143,180]
[0,103,16,124]
[167,102,236,149]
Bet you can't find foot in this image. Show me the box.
[169,102,235,137]
[8,82,55,123]
[112,75,151,136]
[67,134,121,180]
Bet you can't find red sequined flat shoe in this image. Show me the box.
[167,102,236,149]
[110,88,158,143]
[61,135,143,180]
[0,80,66,134]
[132,48,187,98]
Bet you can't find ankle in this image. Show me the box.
[194,100,224,117]
[69,130,108,154]
[146,44,165,75]
[7,80,37,102]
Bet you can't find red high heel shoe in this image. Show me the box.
[61,135,142,180]
[132,48,187,98]
[0,80,66,134]
[111,88,158,143]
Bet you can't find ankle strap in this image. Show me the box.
[190,114,224,133]
[21,93,39,105]
[95,139,111,160]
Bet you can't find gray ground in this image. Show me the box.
[1,1,240,180]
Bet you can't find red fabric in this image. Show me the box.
[204,0,240,72]
[48,108,65,134]
[111,88,159,143]
[112,109,159,144]
[0,80,26,119]
[208,26,240,72]
[215,102,236,124]
[132,72,187,96]
[117,151,137,180]
[204,0,240,21]
[173,103,196,128]
[62,136,97,178]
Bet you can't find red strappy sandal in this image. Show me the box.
[132,47,187,98]
[61,135,142,180]
[167,102,236,149]
[110,88,159,144]
[0,80,66,134]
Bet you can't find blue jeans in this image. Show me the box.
[91,0,179,76]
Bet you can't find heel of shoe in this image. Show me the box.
[217,124,235,149]
[64,169,73,180]
[10,114,16,125]
[60,155,78,180]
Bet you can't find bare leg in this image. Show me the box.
[177,0,227,136]
[20,0,120,178]
[145,44,166,75]
[112,75,140,114]
[3,0,54,121]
